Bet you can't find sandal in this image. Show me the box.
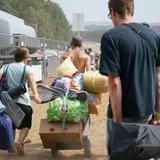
[8,146,17,156]
[24,139,31,144]
[15,140,24,156]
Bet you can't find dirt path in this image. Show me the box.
[0,77,108,160]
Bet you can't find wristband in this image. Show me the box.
[154,112,160,117]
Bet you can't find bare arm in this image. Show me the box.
[85,56,91,71]
[152,67,160,125]
[108,75,122,123]
[156,67,160,112]
[26,73,41,104]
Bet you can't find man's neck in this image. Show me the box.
[115,15,133,26]
[70,47,80,57]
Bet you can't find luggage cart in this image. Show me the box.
[39,117,91,158]
[37,84,91,158]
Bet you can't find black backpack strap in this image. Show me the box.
[20,64,26,83]
[123,23,158,59]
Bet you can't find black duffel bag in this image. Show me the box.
[110,122,160,160]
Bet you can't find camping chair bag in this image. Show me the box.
[0,91,25,128]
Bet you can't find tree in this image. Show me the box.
[0,0,73,41]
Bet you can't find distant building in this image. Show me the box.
[72,13,85,34]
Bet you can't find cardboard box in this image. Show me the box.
[39,119,83,149]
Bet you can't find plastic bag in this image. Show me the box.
[52,72,84,91]
[47,97,88,123]
[52,76,71,93]
[70,72,84,90]
[0,100,6,113]
[0,91,25,128]
[56,57,78,76]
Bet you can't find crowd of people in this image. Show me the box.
[1,0,160,159]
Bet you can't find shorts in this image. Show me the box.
[13,103,33,130]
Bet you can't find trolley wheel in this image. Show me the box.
[51,144,59,156]
[83,135,91,158]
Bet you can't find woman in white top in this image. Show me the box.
[0,46,41,155]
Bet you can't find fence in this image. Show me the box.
[0,33,69,83]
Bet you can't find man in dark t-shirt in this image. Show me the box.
[99,0,160,155]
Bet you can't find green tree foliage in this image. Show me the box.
[0,0,73,41]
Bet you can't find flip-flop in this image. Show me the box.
[15,141,24,156]
[24,139,31,144]
[8,146,17,156]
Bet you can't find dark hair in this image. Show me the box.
[14,46,29,62]
[108,0,134,18]
[70,36,82,48]
[88,48,92,52]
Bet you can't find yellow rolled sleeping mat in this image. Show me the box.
[83,71,108,115]
[83,71,108,93]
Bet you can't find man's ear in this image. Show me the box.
[112,9,117,17]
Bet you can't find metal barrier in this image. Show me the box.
[0,33,69,83]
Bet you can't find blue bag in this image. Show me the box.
[0,113,14,150]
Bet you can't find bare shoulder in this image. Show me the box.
[79,51,90,60]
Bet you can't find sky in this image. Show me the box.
[52,0,160,24]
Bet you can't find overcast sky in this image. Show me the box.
[52,0,160,23]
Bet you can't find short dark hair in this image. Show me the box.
[14,46,29,62]
[108,0,134,18]
[70,36,82,48]
[88,48,92,52]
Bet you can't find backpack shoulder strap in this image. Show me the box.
[20,64,26,83]
[123,23,158,59]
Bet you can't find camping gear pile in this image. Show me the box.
[38,57,108,157]
[37,57,108,123]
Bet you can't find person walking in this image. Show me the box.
[0,46,41,155]
[99,0,160,156]
[88,48,96,71]
[60,36,91,72]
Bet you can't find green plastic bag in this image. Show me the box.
[47,97,88,123]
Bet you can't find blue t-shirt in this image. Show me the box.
[100,23,160,118]
[0,62,33,106]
